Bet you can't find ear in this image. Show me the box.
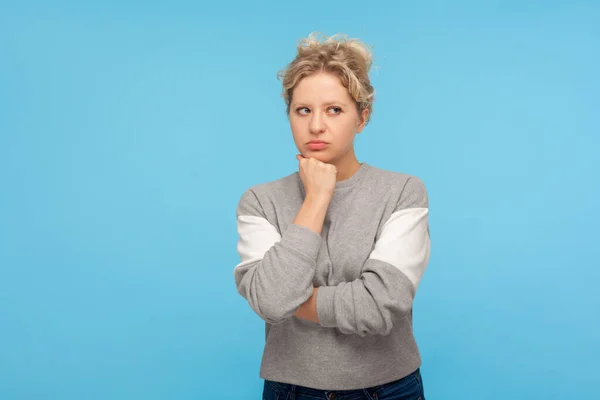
[356,108,370,133]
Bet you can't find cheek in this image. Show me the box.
[338,121,359,147]
[337,119,358,136]
[289,117,300,130]
[289,120,305,144]
[290,116,308,132]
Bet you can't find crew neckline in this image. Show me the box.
[335,162,370,190]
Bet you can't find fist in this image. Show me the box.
[296,154,338,199]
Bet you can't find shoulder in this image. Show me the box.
[249,170,300,196]
[236,171,301,217]
[365,164,428,209]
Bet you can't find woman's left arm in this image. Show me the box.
[295,177,431,336]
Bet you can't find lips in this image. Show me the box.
[307,141,328,150]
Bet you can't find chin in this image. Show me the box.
[305,151,335,163]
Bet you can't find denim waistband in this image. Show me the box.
[266,368,421,399]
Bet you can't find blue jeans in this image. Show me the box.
[263,368,425,400]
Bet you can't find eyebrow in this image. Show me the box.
[292,101,349,108]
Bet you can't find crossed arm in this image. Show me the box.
[234,177,430,336]
[294,286,319,323]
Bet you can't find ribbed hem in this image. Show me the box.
[282,223,323,260]
[316,285,337,327]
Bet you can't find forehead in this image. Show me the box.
[292,72,352,104]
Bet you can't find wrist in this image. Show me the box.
[305,192,333,206]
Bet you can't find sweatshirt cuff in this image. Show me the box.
[316,285,337,328]
[281,223,323,261]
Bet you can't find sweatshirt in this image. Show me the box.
[233,162,431,390]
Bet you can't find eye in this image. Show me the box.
[295,107,310,115]
[328,106,342,115]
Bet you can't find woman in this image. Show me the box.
[234,33,430,400]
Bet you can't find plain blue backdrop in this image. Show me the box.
[1,1,598,399]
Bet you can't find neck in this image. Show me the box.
[333,151,361,182]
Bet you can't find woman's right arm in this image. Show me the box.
[234,188,330,324]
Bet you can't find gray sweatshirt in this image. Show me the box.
[233,162,431,390]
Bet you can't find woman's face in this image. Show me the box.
[289,72,368,165]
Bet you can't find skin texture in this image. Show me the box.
[294,286,320,323]
[289,72,369,182]
[289,72,370,323]
[295,154,338,200]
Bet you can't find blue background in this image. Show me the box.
[1,1,598,399]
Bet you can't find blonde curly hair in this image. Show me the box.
[277,32,376,126]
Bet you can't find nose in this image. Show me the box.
[309,112,325,135]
